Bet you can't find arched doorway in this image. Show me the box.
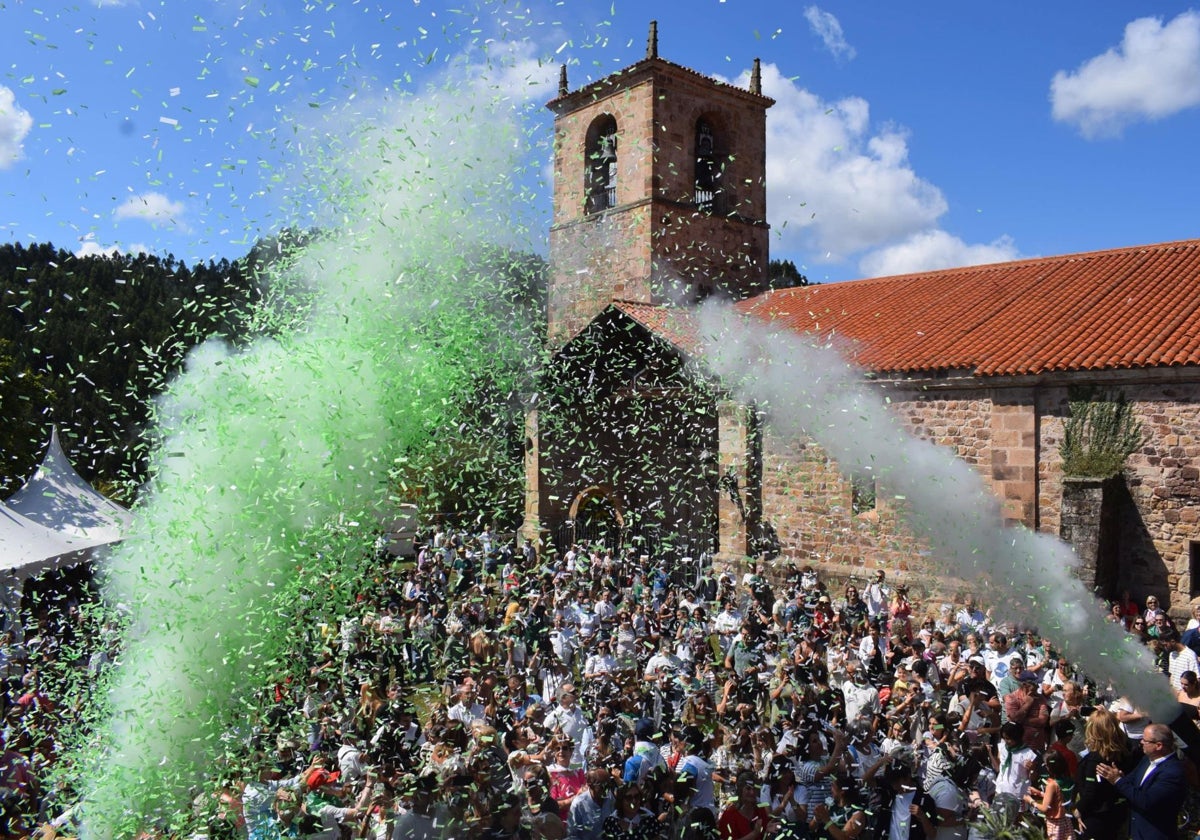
[566,485,624,553]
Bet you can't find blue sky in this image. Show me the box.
[2,0,1199,282]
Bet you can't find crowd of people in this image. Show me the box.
[3,532,1200,840]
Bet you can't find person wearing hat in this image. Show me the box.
[1003,672,1051,752]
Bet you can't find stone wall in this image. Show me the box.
[1121,381,1200,610]
[547,63,770,346]
[751,376,1200,614]
[758,423,926,589]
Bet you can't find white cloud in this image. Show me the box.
[858,231,1021,278]
[734,63,946,261]
[1051,11,1200,138]
[804,6,856,61]
[0,86,34,169]
[75,235,151,258]
[718,63,1020,275]
[473,39,560,102]
[114,191,188,229]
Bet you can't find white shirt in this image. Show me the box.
[888,790,916,840]
[1109,697,1148,740]
[578,612,599,639]
[584,652,617,678]
[645,652,681,681]
[338,743,366,784]
[678,754,716,815]
[984,647,1015,684]
[545,703,590,763]
[447,701,486,726]
[858,634,887,667]
[1169,646,1200,689]
[714,609,742,637]
[1141,754,1172,785]
[994,742,1034,799]
[842,679,880,724]
[540,667,569,705]
[864,582,889,618]
[551,626,578,663]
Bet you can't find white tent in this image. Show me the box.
[0,429,131,633]
[6,427,133,544]
[0,430,131,629]
[0,502,102,579]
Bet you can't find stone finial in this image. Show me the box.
[558,64,568,97]
[647,20,658,60]
[751,58,762,95]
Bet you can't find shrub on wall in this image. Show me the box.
[1059,394,1144,478]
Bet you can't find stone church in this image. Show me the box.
[522,25,1200,613]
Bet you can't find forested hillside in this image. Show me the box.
[0,240,547,528]
[0,243,260,498]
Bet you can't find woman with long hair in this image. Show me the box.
[1073,708,1135,840]
[760,755,804,835]
[718,770,770,840]
[888,586,913,643]
[1025,750,1072,840]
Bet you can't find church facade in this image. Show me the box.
[523,28,1200,614]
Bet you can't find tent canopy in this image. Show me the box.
[1,428,131,579]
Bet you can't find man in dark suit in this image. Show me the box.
[1096,723,1188,840]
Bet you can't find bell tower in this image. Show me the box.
[545,22,774,347]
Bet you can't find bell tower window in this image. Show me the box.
[694,119,721,213]
[585,116,618,214]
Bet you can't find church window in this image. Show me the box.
[851,469,877,515]
[694,119,722,213]
[585,115,618,214]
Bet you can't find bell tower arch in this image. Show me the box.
[545,22,774,347]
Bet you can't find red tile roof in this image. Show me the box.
[611,299,702,356]
[737,239,1200,376]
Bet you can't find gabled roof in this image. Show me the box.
[610,300,702,356]
[547,55,773,114]
[7,427,132,542]
[738,239,1200,376]
[0,503,101,578]
[1,428,130,578]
